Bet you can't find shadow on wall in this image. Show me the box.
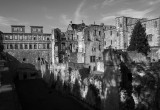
[0,46,43,84]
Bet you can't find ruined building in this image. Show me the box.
[115,16,160,50]
[103,25,118,49]
[1,25,52,69]
[84,23,105,71]
[65,21,86,64]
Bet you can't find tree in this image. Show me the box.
[127,21,150,56]
[86,84,101,108]
[73,79,81,98]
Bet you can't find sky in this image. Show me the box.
[0,0,160,33]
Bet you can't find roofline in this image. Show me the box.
[30,26,43,28]
[2,33,51,35]
[11,25,25,27]
[127,17,160,26]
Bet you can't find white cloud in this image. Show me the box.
[99,15,116,25]
[60,14,71,25]
[148,0,160,5]
[102,0,116,6]
[45,15,54,20]
[117,8,154,18]
[99,8,154,25]
[0,16,29,27]
[74,0,87,23]
[0,16,11,26]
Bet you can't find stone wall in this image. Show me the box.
[4,49,52,69]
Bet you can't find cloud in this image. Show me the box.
[0,16,22,26]
[148,0,160,5]
[117,8,154,18]
[102,0,116,6]
[99,8,154,25]
[45,15,54,20]
[74,0,87,23]
[99,15,116,25]
[60,14,71,25]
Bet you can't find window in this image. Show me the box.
[20,44,23,49]
[28,35,32,40]
[10,44,13,49]
[94,30,96,36]
[47,43,50,49]
[19,35,22,40]
[25,44,28,49]
[24,35,27,40]
[15,44,18,49]
[47,37,50,41]
[99,44,101,51]
[120,24,122,27]
[110,31,112,36]
[92,47,96,52]
[14,35,18,40]
[147,34,152,41]
[9,35,13,40]
[6,44,9,49]
[154,21,157,28]
[99,31,101,36]
[90,56,95,62]
[33,36,36,40]
[34,44,37,49]
[43,44,46,49]
[29,44,32,49]
[19,28,22,32]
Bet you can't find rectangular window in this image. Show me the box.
[43,44,46,49]
[34,44,37,49]
[6,44,9,49]
[24,35,27,40]
[14,35,18,40]
[25,44,28,49]
[20,44,23,49]
[90,56,96,62]
[29,44,32,49]
[15,44,18,49]
[99,31,101,36]
[9,35,13,40]
[10,44,13,49]
[19,35,22,40]
[110,31,112,36]
[47,43,50,49]
[33,36,37,40]
[154,21,157,28]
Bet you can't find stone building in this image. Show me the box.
[65,21,86,64]
[115,16,160,61]
[115,16,147,50]
[84,23,105,71]
[53,28,66,63]
[103,25,118,49]
[1,25,52,69]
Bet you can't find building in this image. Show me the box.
[115,16,160,61]
[84,23,105,71]
[103,25,118,49]
[115,16,147,50]
[65,21,87,64]
[1,25,52,69]
[53,28,66,63]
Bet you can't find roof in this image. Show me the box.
[11,25,25,27]
[70,23,86,31]
[30,26,43,28]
